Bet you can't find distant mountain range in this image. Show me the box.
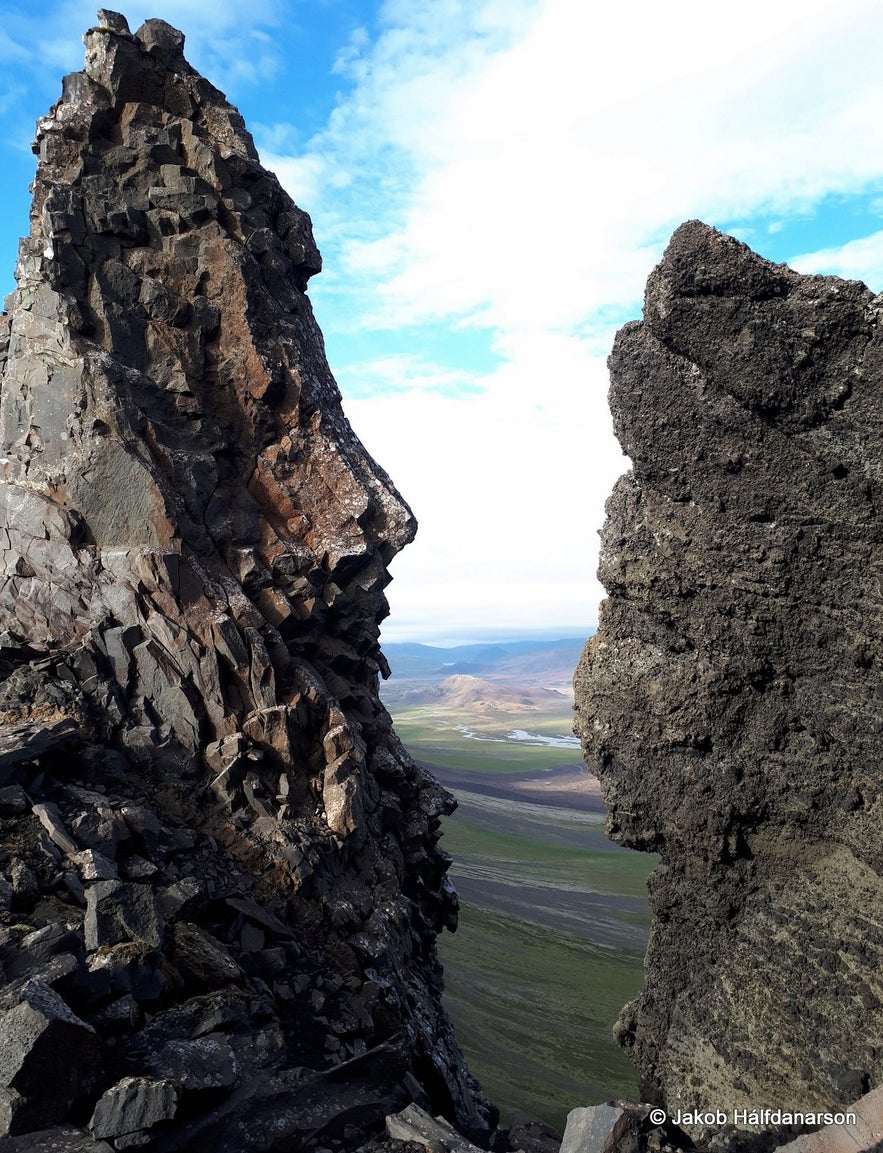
[382,637,590,687]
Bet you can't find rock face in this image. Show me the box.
[575,222,883,1145]
[0,11,491,1147]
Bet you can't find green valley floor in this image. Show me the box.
[382,648,655,1131]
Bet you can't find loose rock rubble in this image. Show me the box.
[386,1103,489,1153]
[0,10,492,1149]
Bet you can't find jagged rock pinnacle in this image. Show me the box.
[575,220,883,1147]
[0,13,493,1145]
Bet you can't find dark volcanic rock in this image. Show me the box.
[575,221,883,1145]
[0,8,491,1147]
[89,1076,179,1141]
[0,979,99,1133]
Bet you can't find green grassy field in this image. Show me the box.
[440,902,645,1130]
[440,815,654,902]
[391,706,581,774]
[437,798,652,1128]
[386,692,655,1130]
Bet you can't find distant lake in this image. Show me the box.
[454,723,580,750]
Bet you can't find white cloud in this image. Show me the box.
[353,0,883,331]
[339,353,484,398]
[332,26,371,76]
[789,230,883,289]
[274,0,883,640]
[343,336,626,640]
[262,152,330,216]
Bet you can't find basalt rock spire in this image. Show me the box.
[575,221,883,1149]
[0,11,491,1146]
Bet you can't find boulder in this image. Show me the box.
[559,1105,621,1153]
[0,980,98,1129]
[89,1077,178,1140]
[84,880,162,951]
[386,1103,488,1153]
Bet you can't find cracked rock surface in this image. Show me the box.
[575,221,883,1149]
[0,10,492,1149]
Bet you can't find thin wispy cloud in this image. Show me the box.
[0,0,285,91]
[342,353,484,398]
[0,26,31,63]
[790,230,883,288]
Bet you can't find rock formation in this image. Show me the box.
[0,11,493,1148]
[575,221,883,1149]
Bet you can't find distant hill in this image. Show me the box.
[382,637,590,686]
[386,673,569,712]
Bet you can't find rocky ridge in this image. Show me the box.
[575,222,883,1150]
[0,11,493,1149]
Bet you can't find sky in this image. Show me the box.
[1,1,883,643]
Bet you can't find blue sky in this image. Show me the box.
[2,1,883,643]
